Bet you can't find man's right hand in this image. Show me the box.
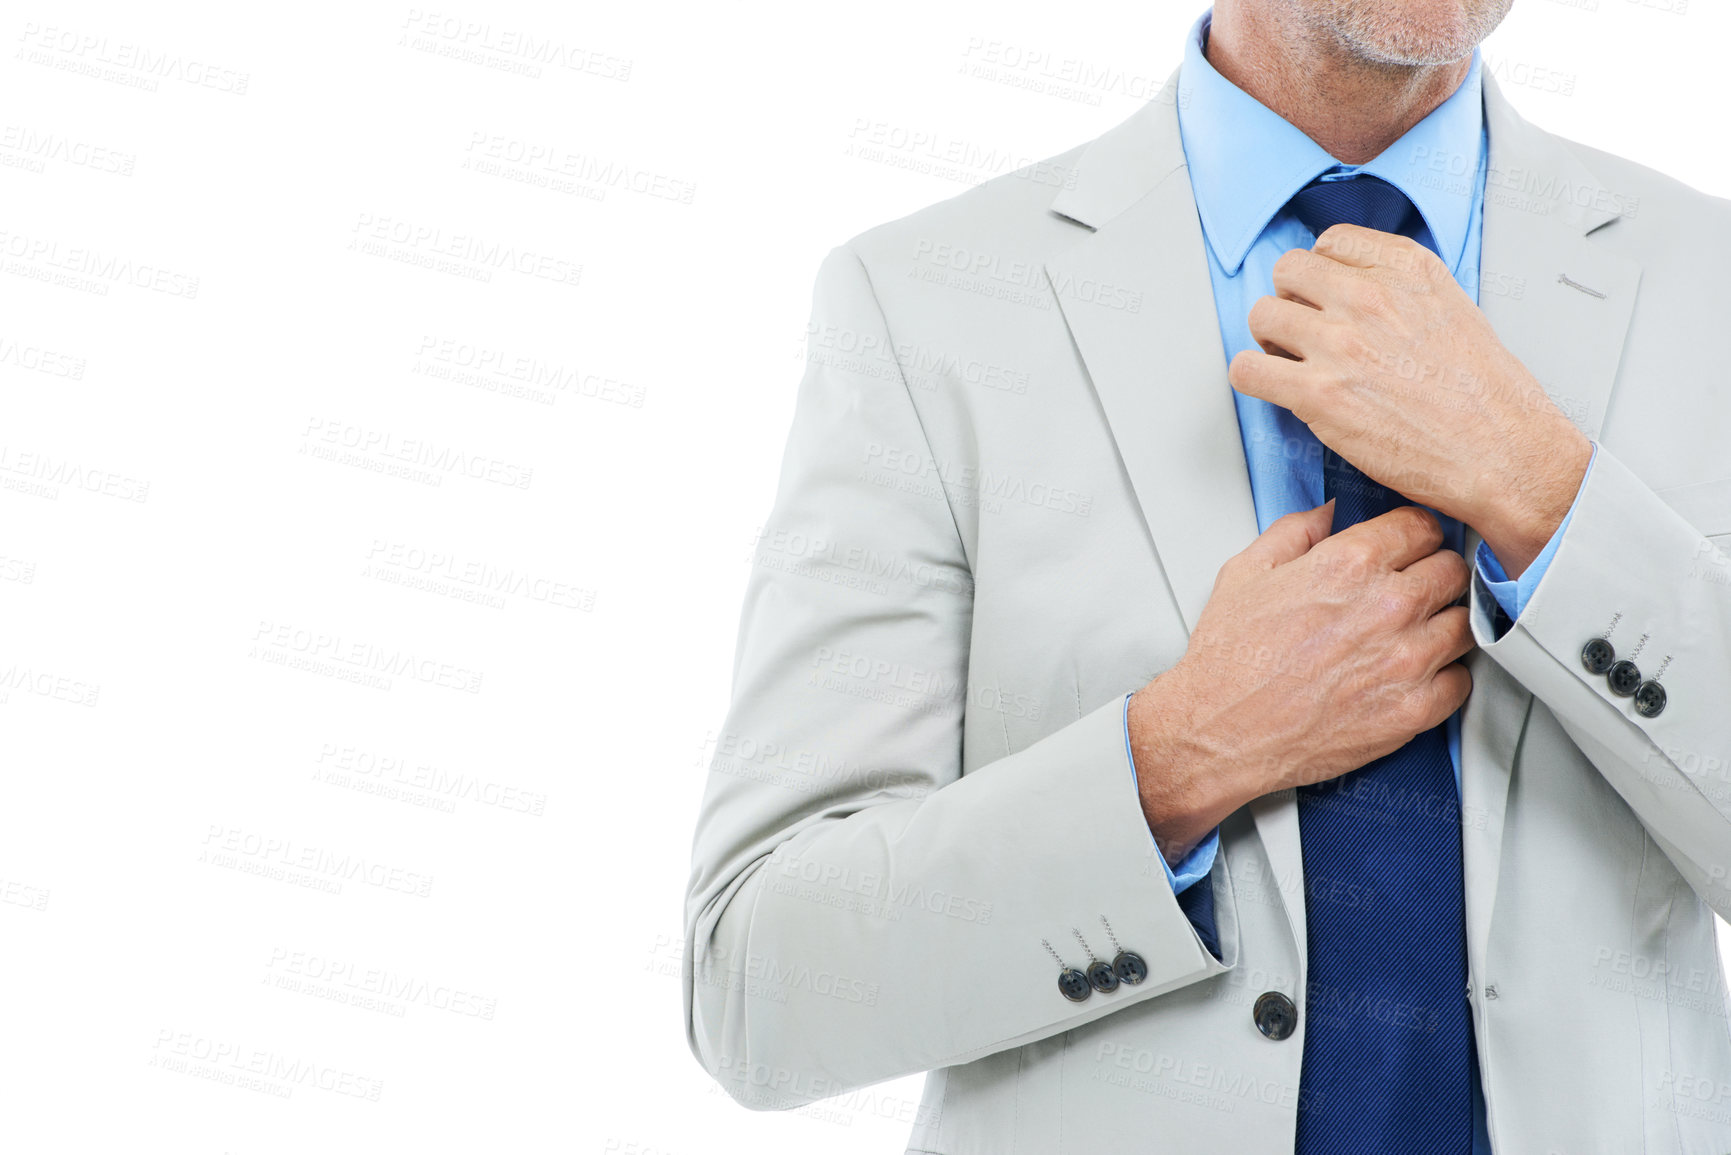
[1128,500,1475,869]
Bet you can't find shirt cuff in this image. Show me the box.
[1475,441,1598,622]
[1121,692,1221,893]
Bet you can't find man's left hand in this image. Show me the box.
[1226,222,1593,578]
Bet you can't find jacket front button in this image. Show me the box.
[1058,968,1092,1002]
[1253,991,1298,1040]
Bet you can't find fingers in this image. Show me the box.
[1227,347,1307,407]
[1331,505,1444,573]
[1311,223,1415,269]
[1239,499,1337,569]
[1422,660,1474,728]
[1418,605,1476,673]
[1397,547,1471,613]
[1247,294,1321,359]
[1311,225,1446,289]
[1270,248,1337,310]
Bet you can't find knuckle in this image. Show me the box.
[1331,326,1376,372]
[1402,505,1443,544]
[1388,677,1436,729]
[1378,584,1422,621]
[1400,687,1436,731]
[1351,277,1393,318]
[1444,551,1472,592]
[1340,537,1380,575]
[1385,636,1424,681]
[1454,615,1477,654]
[1317,224,1352,256]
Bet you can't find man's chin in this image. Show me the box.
[1316,0,1515,68]
[1342,32,1482,68]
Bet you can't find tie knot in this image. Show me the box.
[1288,173,1421,242]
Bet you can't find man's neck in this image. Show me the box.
[1204,6,1473,166]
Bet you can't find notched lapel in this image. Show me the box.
[1043,78,1260,640]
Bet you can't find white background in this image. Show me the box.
[2,0,1725,1152]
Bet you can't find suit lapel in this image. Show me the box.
[1044,162,1261,635]
[1045,67,1261,637]
[1460,73,1641,974]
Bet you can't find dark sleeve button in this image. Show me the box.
[1112,951,1149,985]
[1058,968,1092,1002]
[1086,960,1120,993]
[1253,991,1298,1040]
[1634,680,1667,718]
[1607,659,1642,696]
[1581,637,1615,674]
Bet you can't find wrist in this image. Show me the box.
[1477,424,1591,579]
[1129,662,1244,868]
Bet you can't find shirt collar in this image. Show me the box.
[1175,8,1484,275]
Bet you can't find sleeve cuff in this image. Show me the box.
[1121,692,1221,894]
[1475,441,1599,622]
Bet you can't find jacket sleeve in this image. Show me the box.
[1468,443,1731,921]
[682,243,1231,1111]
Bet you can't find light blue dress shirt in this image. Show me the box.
[1121,12,1601,1150]
[1126,9,1595,893]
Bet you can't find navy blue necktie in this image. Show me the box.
[1172,173,1440,969]
[1283,173,1473,1153]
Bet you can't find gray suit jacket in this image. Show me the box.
[683,68,1731,1152]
